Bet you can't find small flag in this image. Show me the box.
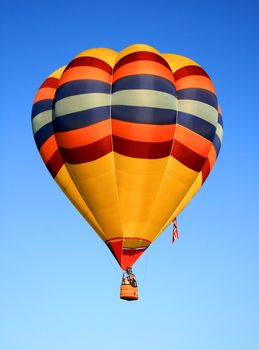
[172,218,179,244]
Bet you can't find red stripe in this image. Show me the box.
[171,140,206,172]
[46,149,64,178]
[60,135,112,164]
[174,65,210,81]
[113,135,172,159]
[65,57,112,74]
[107,237,152,244]
[201,158,211,183]
[53,135,209,171]
[40,77,59,89]
[114,51,172,72]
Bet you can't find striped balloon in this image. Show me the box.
[32,44,223,270]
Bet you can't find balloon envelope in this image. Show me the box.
[32,44,223,270]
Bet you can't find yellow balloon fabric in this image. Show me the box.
[32,44,223,270]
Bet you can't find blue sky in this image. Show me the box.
[1,0,259,349]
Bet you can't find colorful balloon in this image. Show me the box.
[32,44,223,271]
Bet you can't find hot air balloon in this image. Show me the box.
[31,44,223,301]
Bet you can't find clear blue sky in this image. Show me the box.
[1,0,259,349]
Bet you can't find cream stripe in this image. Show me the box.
[178,99,218,126]
[112,89,177,110]
[54,93,110,117]
[32,110,52,134]
[216,123,223,142]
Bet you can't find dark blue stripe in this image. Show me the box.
[53,106,110,132]
[112,74,176,96]
[177,112,216,141]
[32,99,53,119]
[213,134,221,156]
[55,80,111,102]
[34,122,53,149]
[218,113,223,128]
[177,88,218,109]
[112,105,177,125]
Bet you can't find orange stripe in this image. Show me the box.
[55,119,111,148]
[39,135,58,163]
[175,125,212,157]
[207,145,217,168]
[112,119,175,142]
[58,66,111,86]
[33,88,56,103]
[113,60,175,84]
[175,76,216,94]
